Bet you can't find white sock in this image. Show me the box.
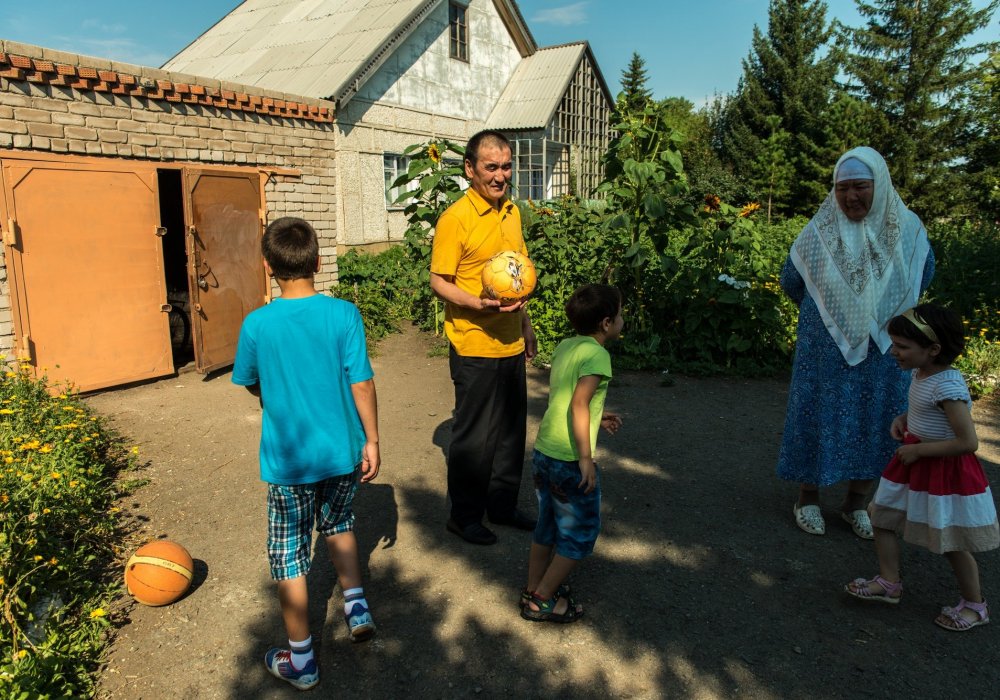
[344,587,368,615]
[289,635,313,669]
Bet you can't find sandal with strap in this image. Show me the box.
[519,584,574,609]
[845,575,902,604]
[520,591,584,623]
[935,598,990,632]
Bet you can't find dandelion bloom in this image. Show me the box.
[89,608,106,619]
[33,555,42,562]
[50,471,61,480]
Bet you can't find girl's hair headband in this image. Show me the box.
[901,308,939,343]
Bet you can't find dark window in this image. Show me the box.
[449,3,468,61]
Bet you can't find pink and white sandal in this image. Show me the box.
[844,575,902,604]
[935,598,990,632]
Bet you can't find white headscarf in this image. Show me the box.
[789,146,930,366]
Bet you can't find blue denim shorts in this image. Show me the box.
[266,467,359,581]
[531,449,601,560]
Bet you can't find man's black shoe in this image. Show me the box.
[489,509,537,531]
[446,519,498,545]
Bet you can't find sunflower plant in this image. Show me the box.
[392,140,467,332]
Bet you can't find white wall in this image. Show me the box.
[334,0,522,248]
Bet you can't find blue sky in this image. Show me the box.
[2,1,996,105]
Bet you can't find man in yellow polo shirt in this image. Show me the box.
[430,130,537,545]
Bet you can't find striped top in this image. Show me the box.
[906,368,972,441]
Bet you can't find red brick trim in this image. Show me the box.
[0,52,334,123]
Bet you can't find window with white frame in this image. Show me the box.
[449,2,468,61]
[384,154,418,208]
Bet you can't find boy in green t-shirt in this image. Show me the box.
[521,284,624,623]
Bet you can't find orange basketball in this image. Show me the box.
[481,250,537,304]
[125,540,194,606]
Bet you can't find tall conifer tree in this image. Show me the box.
[842,0,999,217]
[620,52,653,112]
[715,0,838,215]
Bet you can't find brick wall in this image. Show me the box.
[0,40,341,355]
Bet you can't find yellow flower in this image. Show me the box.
[19,440,40,451]
[33,555,43,562]
[739,202,761,218]
[0,409,14,415]
[38,445,52,454]
[50,471,61,480]
[69,480,79,487]
[131,446,140,455]
[427,143,441,164]
[0,494,7,503]
[58,394,67,399]
[89,608,106,619]
[49,557,57,565]
[5,372,15,378]
[15,649,27,660]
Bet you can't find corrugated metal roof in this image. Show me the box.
[162,0,441,102]
[486,42,586,130]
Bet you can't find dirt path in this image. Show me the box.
[88,326,1000,699]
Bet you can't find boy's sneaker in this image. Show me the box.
[344,601,376,642]
[264,648,319,690]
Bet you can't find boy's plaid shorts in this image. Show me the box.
[266,467,359,581]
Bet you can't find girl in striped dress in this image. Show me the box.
[845,304,999,631]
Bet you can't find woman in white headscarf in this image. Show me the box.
[777,146,934,538]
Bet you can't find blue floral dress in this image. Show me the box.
[775,250,935,486]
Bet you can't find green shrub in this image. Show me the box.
[0,360,129,697]
[521,196,614,363]
[332,247,419,347]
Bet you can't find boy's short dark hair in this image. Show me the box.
[565,284,622,335]
[887,302,965,365]
[466,130,511,166]
[262,217,319,280]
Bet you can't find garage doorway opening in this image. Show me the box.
[157,169,194,368]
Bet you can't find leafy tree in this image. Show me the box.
[841,0,999,218]
[620,51,653,112]
[661,96,748,208]
[714,0,838,215]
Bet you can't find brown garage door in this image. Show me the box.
[0,156,173,392]
[185,169,267,373]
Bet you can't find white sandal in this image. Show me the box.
[793,503,825,535]
[841,509,874,539]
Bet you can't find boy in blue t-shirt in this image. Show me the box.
[232,217,381,691]
[521,284,623,623]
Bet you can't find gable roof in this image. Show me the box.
[163,0,536,108]
[486,42,613,131]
